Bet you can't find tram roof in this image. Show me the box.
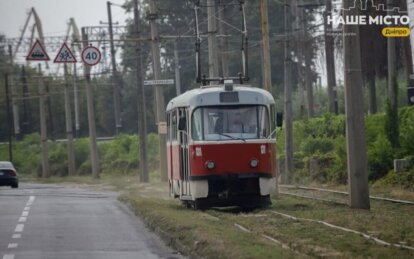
[166,85,275,111]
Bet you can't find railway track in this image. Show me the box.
[196,185,414,256]
[279,185,414,205]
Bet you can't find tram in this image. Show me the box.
[166,80,282,209]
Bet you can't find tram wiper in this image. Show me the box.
[218,133,246,142]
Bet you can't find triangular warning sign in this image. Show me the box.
[54,43,77,63]
[26,39,50,61]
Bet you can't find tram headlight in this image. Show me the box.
[250,159,259,168]
[205,161,215,170]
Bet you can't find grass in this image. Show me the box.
[22,174,414,258]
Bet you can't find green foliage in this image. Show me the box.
[384,100,400,148]
[399,106,414,157]
[100,134,139,174]
[280,106,414,187]
[2,133,160,177]
[367,135,394,180]
[301,137,335,155]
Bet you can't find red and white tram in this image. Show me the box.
[166,81,281,209]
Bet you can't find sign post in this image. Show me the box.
[26,40,50,178]
[54,43,77,176]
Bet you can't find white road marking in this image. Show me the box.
[2,254,15,259]
[18,217,27,222]
[23,206,30,211]
[22,211,29,217]
[14,224,24,232]
[7,243,18,248]
[29,196,35,202]
[12,234,21,239]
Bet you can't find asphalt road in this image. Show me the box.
[0,183,182,259]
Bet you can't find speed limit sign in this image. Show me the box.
[81,45,101,66]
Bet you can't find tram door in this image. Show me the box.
[178,108,191,196]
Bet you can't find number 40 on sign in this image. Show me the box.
[81,45,101,66]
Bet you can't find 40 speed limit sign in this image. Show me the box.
[81,45,101,66]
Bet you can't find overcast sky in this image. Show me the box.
[0,0,129,38]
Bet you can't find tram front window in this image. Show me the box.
[191,106,269,141]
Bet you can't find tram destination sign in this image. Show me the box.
[144,79,174,86]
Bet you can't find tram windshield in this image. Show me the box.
[191,106,269,141]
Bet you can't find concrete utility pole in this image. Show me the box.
[149,0,168,182]
[207,0,219,81]
[44,81,54,139]
[133,0,149,182]
[82,28,100,179]
[324,0,338,114]
[260,0,272,92]
[343,0,370,209]
[284,0,294,184]
[303,8,314,118]
[387,0,398,110]
[8,45,21,139]
[174,41,182,95]
[107,1,122,135]
[218,0,229,78]
[72,51,81,138]
[38,64,50,178]
[21,66,31,135]
[293,3,306,118]
[4,74,13,162]
[63,64,76,176]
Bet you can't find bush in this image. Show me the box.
[301,137,335,155]
[368,135,394,180]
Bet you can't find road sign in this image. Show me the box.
[81,45,101,66]
[54,43,77,63]
[26,39,50,61]
[143,79,174,86]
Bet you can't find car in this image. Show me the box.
[0,161,19,188]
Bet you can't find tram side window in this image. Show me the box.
[171,111,178,141]
[167,113,171,141]
[192,108,203,141]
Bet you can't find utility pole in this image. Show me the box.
[82,28,100,179]
[64,64,76,176]
[8,45,21,140]
[107,1,122,135]
[303,8,314,118]
[21,65,31,135]
[218,0,229,78]
[294,3,306,118]
[207,0,219,81]
[44,81,54,139]
[4,74,13,162]
[324,0,338,114]
[72,47,81,138]
[283,0,294,185]
[174,41,182,95]
[149,0,168,182]
[343,0,370,209]
[133,0,149,182]
[387,0,399,147]
[38,64,50,178]
[260,0,272,92]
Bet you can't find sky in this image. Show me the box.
[0,0,129,39]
